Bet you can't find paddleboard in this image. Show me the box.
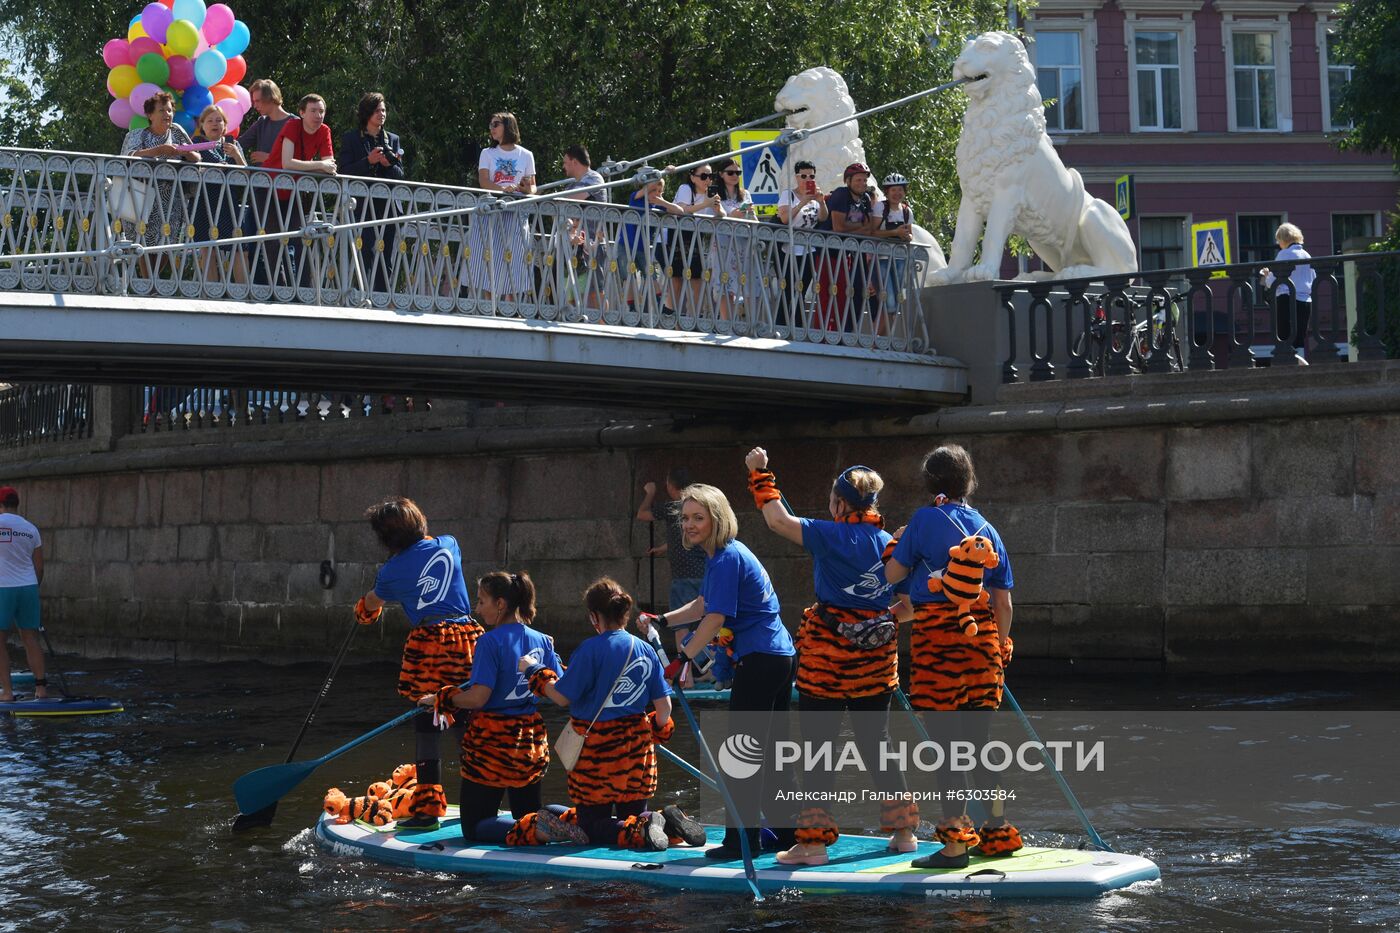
[315,808,1159,898]
[9,671,35,687]
[681,686,799,703]
[0,696,124,717]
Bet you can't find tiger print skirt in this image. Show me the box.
[459,711,550,788]
[795,604,898,700]
[397,619,484,701]
[908,601,1003,711]
[565,713,672,807]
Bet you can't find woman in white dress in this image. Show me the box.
[467,112,536,302]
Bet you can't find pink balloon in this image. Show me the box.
[102,38,133,69]
[129,36,163,60]
[232,83,250,109]
[202,3,235,44]
[167,54,195,89]
[141,2,172,44]
[193,34,209,58]
[108,97,135,128]
[129,81,162,112]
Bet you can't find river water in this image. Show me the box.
[2,659,1397,932]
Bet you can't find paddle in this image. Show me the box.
[670,670,764,902]
[657,743,719,794]
[37,628,72,697]
[1002,685,1113,852]
[893,687,989,826]
[232,618,359,831]
[234,704,425,817]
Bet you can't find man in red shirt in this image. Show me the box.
[264,94,337,290]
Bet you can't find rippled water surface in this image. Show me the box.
[2,660,1397,932]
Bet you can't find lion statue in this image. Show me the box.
[928,32,1137,285]
[775,66,947,273]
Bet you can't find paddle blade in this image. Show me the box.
[232,803,277,833]
[234,758,318,815]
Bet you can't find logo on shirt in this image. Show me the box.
[842,560,894,602]
[415,549,454,611]
[491,157,520,187]
[503,648,543,702]
[0,529,10,545]
[600,652,655,712]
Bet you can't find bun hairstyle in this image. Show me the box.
[478,570,537,623]
[921,445,978,500]
[583,577,634,629]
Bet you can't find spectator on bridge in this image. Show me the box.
[775,160,827,327]
[668,164,724,321]
[815,162,880,331]
[0,486,47,703]
[243,80,294,167]
[1261,223,1316,362]
[558,144,607,313]
[119,92,200,267]
[340,92,406,294]
[266,94,337,289]
[240,79,294,286]
[191,105,248,286]
[467,112,536,301]
[871,172,914,331]
[709,157,755,322]
[618,174,685,312]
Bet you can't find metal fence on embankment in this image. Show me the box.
[0,383,92,449]
[995,250,1399,383]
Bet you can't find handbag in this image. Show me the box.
[109,176,153,225]
[555,639,635,772]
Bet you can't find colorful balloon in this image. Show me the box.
[135,52,170,85]
[102,38,133,69]
[172,0,206,27]
[129,82,162,113]
[193,48,226,87]
[166,19,199,57]
[174,111,196,133]
[108,97,135,128]
[215,20,248,58]
[231,83,250,110]
[166,55,195,89]
[140,2,172,43]
[210,83,236,101]
[127,20,148,42]
[129,36,162,61]
[129,115,151,131]
[182,84,212,112]
[202,3,234,43]
[222,53,246,86]
[107,64,140,99]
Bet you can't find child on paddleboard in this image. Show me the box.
[356,497,482,830]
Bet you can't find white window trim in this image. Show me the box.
[1026,16,1100,134]
[1126,17,1198,132]
[1236,211,1288,264]
[1316,17,1352,133]
[1137,214,1192,271]
[1222,15,1294,132]
[1329,210,1381,254]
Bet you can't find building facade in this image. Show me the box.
[1025,0,1395,273]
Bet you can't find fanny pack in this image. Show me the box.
[815,603,897,650]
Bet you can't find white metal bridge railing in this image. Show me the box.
[0,146,933,354]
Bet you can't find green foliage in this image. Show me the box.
[0,0,1006,229]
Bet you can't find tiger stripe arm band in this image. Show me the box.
[748,469,782,509]
[434,685,461,719]
[529,667,560,698]
[354,596,383,625]
[648,711,676,744]
[881,536,900,563]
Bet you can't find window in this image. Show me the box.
[1332,213,1377,253]
[1140,217,1187,271]
[1134,32,1182,130]
[1238,214,1283,264]
[1036,32,1084,132]
[1324,31,1354,131]
[1232,32,1278,129]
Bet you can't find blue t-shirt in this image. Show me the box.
[620,189,667,256]
[701,540,794,659]
[555,629,671,723]
[470,622,561,715]
[891,504,1014,604]
[799,518,899,610]
[373,536,472,625]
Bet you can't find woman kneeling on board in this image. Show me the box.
[423,571,587,846]
[527,578,707,850]
[743,448,920,866]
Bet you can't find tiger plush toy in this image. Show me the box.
[928,535,1000,637]
[322,787,393,826]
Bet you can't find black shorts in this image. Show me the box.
[668,230,704,279]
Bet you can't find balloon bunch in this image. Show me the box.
[103,0,252,137]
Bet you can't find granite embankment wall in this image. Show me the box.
[5,363,1400,672]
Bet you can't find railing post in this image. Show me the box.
[997,284,1019,384]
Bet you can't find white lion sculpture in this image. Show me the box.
[775,66,947,273]
[929,32,1137,285]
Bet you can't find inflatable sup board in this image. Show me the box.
[315,808,1159,898]
[0,696,124,717]
[681,686,798,702]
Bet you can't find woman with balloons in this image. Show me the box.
[119,91,200,264]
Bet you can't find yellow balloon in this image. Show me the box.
[108,65,140,99]
[127,21,148,42]
[166,19,199,58]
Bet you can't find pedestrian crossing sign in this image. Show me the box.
[730,129,785,218]
[1191,220,1231,278]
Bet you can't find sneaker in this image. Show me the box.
[395,815,440,832]
[775,843,829,866]
[660,805,706,847]
[535,809,589,846]
[640,811,670,851]
[704,843,745,861]
[911,849,968,870]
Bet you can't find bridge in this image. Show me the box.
[0,147,967,411]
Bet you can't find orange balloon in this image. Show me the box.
[211,83,237,101]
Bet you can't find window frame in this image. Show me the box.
[1330,211,1380,255]
[1026,17,1100,135]
[1126,18,1198,132]
[1317,19,1354,133]
[1236,212,1286,266]
[1138,214,1191,273]
[1222,15,1294,133]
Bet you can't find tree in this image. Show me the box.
[0,0,1007,229]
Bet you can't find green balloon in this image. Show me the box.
[129,115,151,131]
[166,19,199,57]
[136,52,170,86]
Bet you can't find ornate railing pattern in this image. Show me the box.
[0,147,932,354]
[0,383,92,448]
[134,386,433,432]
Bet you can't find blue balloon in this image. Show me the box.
[174,111,196,134]
[193,49,227,87]
[182,85,213,112]
[216,20,249,58]
[172,0,207,27]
